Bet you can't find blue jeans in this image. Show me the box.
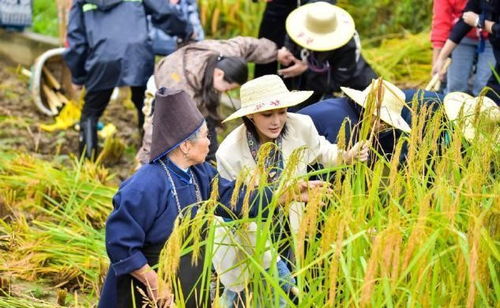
[447,37,496,96]
[220,259,295,307]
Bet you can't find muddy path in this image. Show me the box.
[0,62,141,184]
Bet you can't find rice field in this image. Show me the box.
[1,0,497,307]
[1,90,498,307]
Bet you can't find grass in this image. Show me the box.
[31,0,59,38]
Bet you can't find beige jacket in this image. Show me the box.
[213,113,341,291]
[136,37,278,164]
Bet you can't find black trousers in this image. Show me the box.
[81,86,146,127]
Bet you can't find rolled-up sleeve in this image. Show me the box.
[105,187,159,276]
[223,36,278,64]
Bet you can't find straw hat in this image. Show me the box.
[223,75,313,123]
[150,88,205,162]
[443,92,500,142]
[341,80,411,133]
[285,2,355,51]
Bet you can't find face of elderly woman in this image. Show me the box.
[247,108,288,143]
[187,123,210,164]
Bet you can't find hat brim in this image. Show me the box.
[443,92,474,121]
[223,90,313,123]
[444,92,500,142]
[342,86,411,133]
[286,5,355,51]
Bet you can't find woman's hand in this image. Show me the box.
[131,265,175,307]
[462,11,479,27]
[154,287,175,308]
[277,47,296,66]
[343,141,369,164]
[278,60,308,78]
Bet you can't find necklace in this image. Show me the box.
[159,159,202,218]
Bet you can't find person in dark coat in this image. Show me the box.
[277,1,377,109]
[298,80,443,165]
[64,0,193,159]
[99,88,320,308]
[252,0,336,78]
[433,0,500,105]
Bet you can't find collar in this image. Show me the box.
[162,157,192,184]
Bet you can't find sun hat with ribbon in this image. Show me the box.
[149,87,205,162]
[223,74,313,123]
[341,80,411,133]
[443,92,500,142]
[285,1,355,51]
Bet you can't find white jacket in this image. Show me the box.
[213,113,341,292]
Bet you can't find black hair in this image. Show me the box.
[242,115,288,143]
[201,55,248,121]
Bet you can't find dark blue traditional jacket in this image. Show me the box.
[98,158,271,308]
[297,90,444,164]
[64,0,192,91]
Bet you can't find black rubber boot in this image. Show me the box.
[79,117,98,160]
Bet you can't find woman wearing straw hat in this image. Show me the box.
[298,79,415,165]
[276,1,377,108]
[213,74,369,307]
[99,88,322,308]
[252,0,337,78]
[136,36,292,165]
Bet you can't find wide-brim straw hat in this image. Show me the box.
[286,2,355,51]
[341,80,411,133]
[223,75,313,123]
[443,92,500,142]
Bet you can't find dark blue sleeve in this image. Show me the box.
[63,0,88,85]
[143,0,193,41]
[105,186,163,276]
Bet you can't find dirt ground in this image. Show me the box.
[0,62,142,183]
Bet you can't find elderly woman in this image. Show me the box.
[99,88,320,308]
[214,74,369,306]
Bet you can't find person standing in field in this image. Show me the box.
[431,0,495,95]
[433,0,500,105]
[64,0,192,160]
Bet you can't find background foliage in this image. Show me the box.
[32,0,433,41]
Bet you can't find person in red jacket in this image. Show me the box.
[431,0,495,96]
